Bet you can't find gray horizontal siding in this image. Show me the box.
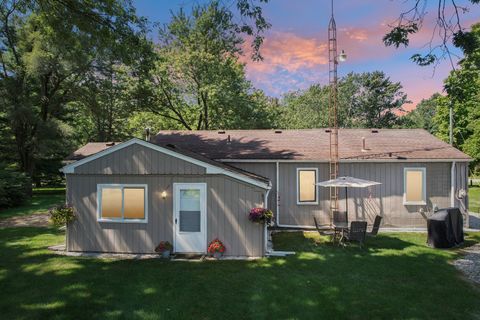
[75,143,206,175]
[66,174,264,256]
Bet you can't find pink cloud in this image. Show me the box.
[242,31,328,74]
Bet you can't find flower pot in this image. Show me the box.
[161,250,171,258]
[213,251,223,259]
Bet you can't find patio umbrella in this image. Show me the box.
[316,176,381,219]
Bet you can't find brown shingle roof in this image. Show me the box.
[67,129,471,162]
[152,129,471,161]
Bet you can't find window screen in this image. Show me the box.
[179,190,201,232]
[405,169,425,204]
[298,169,317,203]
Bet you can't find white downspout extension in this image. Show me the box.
[264,185,272,255]
[451,161,456,207]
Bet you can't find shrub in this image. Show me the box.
[0,164,31,208]
[49,204,75,227]
[248,207,273,224]
[208,238,225,254]
[155,241,173,253]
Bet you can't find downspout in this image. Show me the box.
[264,183,272,255]
[450,161,456,207]
[62,170,69,252]
[276,161,280,226]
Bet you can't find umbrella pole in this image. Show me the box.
[345,187,348,223]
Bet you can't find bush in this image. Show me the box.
[0,164,31,208]
[49,204,75,227]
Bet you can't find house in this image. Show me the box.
[61,129,471,257]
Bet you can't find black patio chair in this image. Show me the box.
[333,210,348,225]
[314,217,334,236]
[342,221,368,248]
[368,215,383,237]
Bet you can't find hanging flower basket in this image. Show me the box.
[248,208,273,224]
[208,238,225,258]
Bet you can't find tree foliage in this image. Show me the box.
[399,93,441,133]
[279,71,408,129]
[0,0,151,188]
[138,2,276,131]
[433,23,480,170]
[384,0,479,68]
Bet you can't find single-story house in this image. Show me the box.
[62,129,471,257]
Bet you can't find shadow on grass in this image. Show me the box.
[0,228,479,320]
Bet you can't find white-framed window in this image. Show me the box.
[97,184,148,223]
[296,168,318,205]
[403,168,426,205]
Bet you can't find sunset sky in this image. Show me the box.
[133,0,480,111]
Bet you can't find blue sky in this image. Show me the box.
[133,0,480,110]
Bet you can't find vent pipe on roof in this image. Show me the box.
[227,135,231,144]
[274,130,282,134]
[361,137,368,152]
[144,127,151,142]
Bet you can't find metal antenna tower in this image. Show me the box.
[328,0,339,224]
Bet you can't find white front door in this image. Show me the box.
[173,183,207,253]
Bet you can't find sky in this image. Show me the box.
[133,0,480,111]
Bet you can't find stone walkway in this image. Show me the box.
[454,243,480,285]
[0,213,50,228]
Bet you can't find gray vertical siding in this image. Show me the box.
[67,174,265,256]
[229,162,277,211]
[75,144,206,175]
[228,161,468,228]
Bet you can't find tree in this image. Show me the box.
[384,0,480,68]
[279,71,408,129]
[399,93,441,133]
[138,2,276,131]
[433,23,480,171]
[0,0,150,187]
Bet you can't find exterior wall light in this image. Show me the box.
[161,191,167,199]
[338,50,347,62]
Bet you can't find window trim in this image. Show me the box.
[296,168,319,205]
[97,184,148,223]
[403,168,426,205]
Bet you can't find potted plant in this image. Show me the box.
[208,238,225,259]
[248,207,273,225]
[49,204,75,249]
[155,241,173,258]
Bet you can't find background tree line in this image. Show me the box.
[0,0,478,207]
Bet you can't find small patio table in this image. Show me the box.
[333,222,349,245]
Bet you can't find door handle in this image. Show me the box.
[175,218,177,224]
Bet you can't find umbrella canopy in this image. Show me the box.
[316,176,381,188]
[317,177,381,225]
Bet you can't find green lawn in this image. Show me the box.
[470,186,479,214]
[0,188,65,219]
[0,228,479,319]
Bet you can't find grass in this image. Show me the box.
[0,188,65,219]
[0,228,479,319]
[470,186,479,214]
